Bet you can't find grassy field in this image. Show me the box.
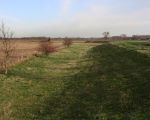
[0,41,150,119]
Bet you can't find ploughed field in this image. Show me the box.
[0,40,149,120]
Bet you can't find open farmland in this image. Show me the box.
[0,40,88,64]
[0,40,39,67]
[0,40,65,68]
[0,40,149,119]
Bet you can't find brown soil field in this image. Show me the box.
[0,40,64,68]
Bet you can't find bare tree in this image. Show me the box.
[102,32,110,40]
[0,22,15,74]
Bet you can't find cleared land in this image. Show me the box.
[0,40,150,119]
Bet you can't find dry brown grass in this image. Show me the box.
[0,40,64,68]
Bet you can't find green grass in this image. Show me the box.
[0,44,93,120]
[0,41,150,120]
[112,40,150,56]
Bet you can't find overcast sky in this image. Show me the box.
[0,0,150,37]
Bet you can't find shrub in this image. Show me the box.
[38,41,56,55]
[63,38,73,48]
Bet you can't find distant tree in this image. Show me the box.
[102,32,110,40]
[63,38,73,48]
[0,22,15,74]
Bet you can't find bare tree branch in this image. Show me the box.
[0,21,15,74]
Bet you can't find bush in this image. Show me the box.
[63,38,73,47]
[38,41,56,55]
